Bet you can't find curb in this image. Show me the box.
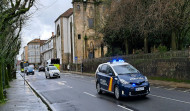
[19,73,56,111]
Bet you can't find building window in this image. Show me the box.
[57,25,60,37]
[88,18,94,29]
[78,34,81,40]
[77,5,80,11]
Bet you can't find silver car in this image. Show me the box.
[45,66,60,78]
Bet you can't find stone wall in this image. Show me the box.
[69,50,190,81]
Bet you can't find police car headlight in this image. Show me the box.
[145,76,148,82]
[120,79,129,84]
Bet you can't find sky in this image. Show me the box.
[18,0,72,60]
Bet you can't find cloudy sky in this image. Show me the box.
[18,0,72,60]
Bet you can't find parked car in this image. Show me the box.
[38,66,45,72]
[45,66,60,78]
[26,67,35,75]
[24,67,28,73]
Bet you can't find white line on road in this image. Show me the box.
[56,81,72,88]
[66,85,73,88]
[83,92,96,97]
[183,89,190,93]
[117,105,134,111]
[149,94,190,104]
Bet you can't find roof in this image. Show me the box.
[27,39,40,45]
[40,40,47,46]
[55,8,73,22]
[27,39,47,46]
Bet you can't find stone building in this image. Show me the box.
[72,0,107,63]
[40,32,56,66]
[55,8,75,67]
[27,39,46,67]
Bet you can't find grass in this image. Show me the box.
[0,99,7,104]
[5,85,10,88]
[149,77,190,84]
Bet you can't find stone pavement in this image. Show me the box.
[0,73,48,111]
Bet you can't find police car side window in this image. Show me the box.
[100,65,107,74]
[106,66,114,75]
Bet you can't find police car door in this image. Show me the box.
[98,64,109,90]
[105,65,115,93]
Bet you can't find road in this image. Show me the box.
[20,71,190,111]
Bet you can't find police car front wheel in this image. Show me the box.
[96,83,102,94]
[114,85,120,100]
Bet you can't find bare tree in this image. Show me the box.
[0,0,36,101]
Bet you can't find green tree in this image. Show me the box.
[102,0,190,56]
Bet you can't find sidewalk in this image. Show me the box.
[62,71,190,89]
[0,73,48,111]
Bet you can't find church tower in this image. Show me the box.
[72,0,106,63]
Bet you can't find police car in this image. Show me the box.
[95,59,150,99]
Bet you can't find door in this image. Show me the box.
[98,64,109,90]
[105,65,115,92]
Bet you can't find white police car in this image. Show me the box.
[95,59,150,99]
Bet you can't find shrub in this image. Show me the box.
[157,45,167,53]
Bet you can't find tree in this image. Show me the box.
[102,0,190,56]
[0,0,35,101]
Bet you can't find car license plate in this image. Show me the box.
[135,87,144,91]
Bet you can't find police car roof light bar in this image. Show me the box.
[110,59,125,64]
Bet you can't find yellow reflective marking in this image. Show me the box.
[108,77,113,91]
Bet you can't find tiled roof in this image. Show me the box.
[28,39,40,44]
[40,40,47,46]
[55,8,73,22]
[27,39,47,46]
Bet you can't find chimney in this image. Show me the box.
[52,32,54,36]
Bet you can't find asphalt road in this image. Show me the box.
[20,71,190,111]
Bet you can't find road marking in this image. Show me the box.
[117,105,134,111]
[83,92,96,97]
[56,81,72,88]
[66,85,73,88]
[149,94,190,104]
[182,89,190,93]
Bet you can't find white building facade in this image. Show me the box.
[40,34,56,66]
[27,39,41,66]
[63,11,75,63]
[55,8,75,68]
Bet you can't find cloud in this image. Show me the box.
[17,0,72,60]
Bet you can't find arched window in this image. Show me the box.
[57,25,60,37]
[77,5,80,11]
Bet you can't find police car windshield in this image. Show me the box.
[49,66,58,70]
[113,65,139,74]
